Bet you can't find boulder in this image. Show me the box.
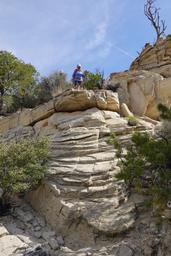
[54,89,119,112]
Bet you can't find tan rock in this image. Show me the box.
[121,103,134,117]
[27,106,155,246]
[130,38,171,77]
[0,226,9,238]
[34,118,49,134]
[54,89,119,112]
[48,108,106,130]
[0,117,10,133]
[31,99,54,123]
[0,90,119,134]
[0,235,28,256]
[18,109,32,126]
[0,102,54,134]
[0,89,157,251]
[109,70,170,119]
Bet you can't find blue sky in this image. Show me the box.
[0,0,171,79]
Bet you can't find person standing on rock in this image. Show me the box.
[72,64,84,89]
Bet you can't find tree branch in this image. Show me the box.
[144,0,167,41]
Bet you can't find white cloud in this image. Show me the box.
[0,0,127,75]
[86,22,108,50]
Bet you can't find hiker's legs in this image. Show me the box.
[73,81,78,89]
[73,80,83,90]
[80,81,84,89]
[77,81,82,90]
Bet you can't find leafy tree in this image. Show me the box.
[0,137,49,209]
[3,84,39,113]
[83,70,104,90]
[0,51,38,112]
[108,104,171,211]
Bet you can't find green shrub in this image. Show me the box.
[0,51,68,113]
[127,115,138,126]
[0,137,49,206]
[0,50,38,113]
[83,70,104,90]
[108,104,171,211]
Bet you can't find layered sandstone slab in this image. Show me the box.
[0,89,156,254]
[0,90,119,134]
[26,107,154,249]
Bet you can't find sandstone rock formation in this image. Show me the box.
[130,37,171,78]
[0,89,119,134]
[0,89,159,255]
[106,37,171,120]
[1,40,171,256]
[29,108,136,242]
[109,70,171,119]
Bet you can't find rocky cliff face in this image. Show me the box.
[1,38,171,256]
[109,70,171,120]
[130,37,171,78]
[108,38,171,121]
[2,89,169,256]
[110,68,171,121]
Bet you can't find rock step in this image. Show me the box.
[49,151,116,164]
[48,169,120,188]
[48,160,118,175]
[50,171,117,185]
[48,181,125,199]
[50,177,114,188]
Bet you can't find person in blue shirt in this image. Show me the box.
[72,64,84,89]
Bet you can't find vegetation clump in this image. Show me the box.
[83,70,104,90]
[0,137,49,211]
[127,115,138,126]
[0,50,70,114]
[0,50,38,113]
[108,104,171,211]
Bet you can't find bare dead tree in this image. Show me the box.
[144,0,167,41]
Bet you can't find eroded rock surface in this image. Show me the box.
[109,70,171,119]
[28,107,138,248]
[130,37,171,78]
[0,199,64,255]
[0,89,165,255]
[0,90,119,134]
